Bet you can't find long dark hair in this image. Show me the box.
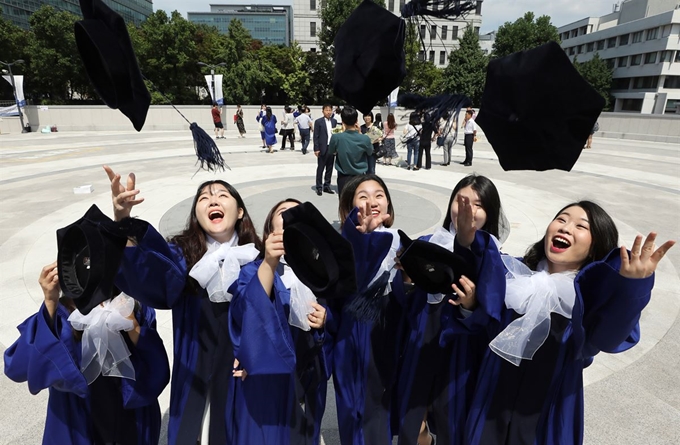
[262,198,302,244]
[265,106,273,121]
[443,174,503,239]
[170,180,262,293]
[374,112,383,130]
[387,113,396,130]
[523,200,618,271]
[338,174,395,227]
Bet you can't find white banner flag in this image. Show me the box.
[2,75,26,112]
[388,87,399,108]
[204,74,224,106]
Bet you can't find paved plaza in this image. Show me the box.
[0,129,678,444]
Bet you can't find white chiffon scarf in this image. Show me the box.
[68,293,136,384]
[489,257,576,366]
[279,260,317,331]
[189,234,260,303]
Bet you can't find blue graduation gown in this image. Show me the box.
[466,248,653,445]
[329,211,408,445]
[395,230,505,445]
[228,260,328,445]
[114,221,238,445]
[4,302,169,445]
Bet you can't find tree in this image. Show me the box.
[437,26,488,106]
[401,22,443,97]
[0,17,29,99]
[302,51,335,105]
[574,53,613,110]
[492,12,560,58]
[318,0,385,55]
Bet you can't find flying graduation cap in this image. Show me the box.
[74,0,228,172]
[475,41,606,171]
[333,0,477,115]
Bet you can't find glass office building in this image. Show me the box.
[1,0,152,29]
[188,4,293,46]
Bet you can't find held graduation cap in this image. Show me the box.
[476,41,606,171]
[74,0,228,172]
[333,0,477,115]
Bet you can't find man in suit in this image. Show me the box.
[313,104,337,196]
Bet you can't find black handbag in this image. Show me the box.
[436,135,445,146]
[374,144,387,158]
[279,128,285,136]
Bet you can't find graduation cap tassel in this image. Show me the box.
[401,0,478,19]
[398,93,471,140]
[345,271,391,325]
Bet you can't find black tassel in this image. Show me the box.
[401,0,477,19]
[398,93,471,139]
[190,122,230,172]
[345,271,391,325]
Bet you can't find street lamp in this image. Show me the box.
[0,59,27,133]
[197,62,227,105]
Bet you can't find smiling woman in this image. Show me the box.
[103,167,263,445]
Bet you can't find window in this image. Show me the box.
[645,28,658,40]
[619,34,629,45]
[310,0,316,10]
[563,32,569,40]
[474,27,480,35]
[569,47,575,56]
[632,76,658,89]
[662,25,672,38]
[579,26,587,35]
[660,51,673,62]
[429,51,435,63]
[644,52,657,64]
[587,42,594,52]
[675,51,680,63]
[621,98,643,111]
[431,25,436,40]
[452,26,458,39]
[632,31,643,43]
[665,99,679,114]
[596,40,605,50]
[418,51,424,61]
[310,21,316,37]
[476,1,482,15]
[605,58,615,69]
[571,29,578,38]
[617,56,628,67]
[442,25,448,40]
[420,24,426,39]
[664,76,680,89]
[388,0,394,12]
[439,51,446,65]
[630,54,642,66]
[612,78,630,90]
[607,37,617,48]
[310,47,316,52]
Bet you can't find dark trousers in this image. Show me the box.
[367,154,376,174]
[337,173,355,198]
[316,152,334,190]
[281,129,295,150]
[300,128,311,154]
[464,134,474,164]
[417,143,431,169]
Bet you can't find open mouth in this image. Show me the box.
[550,236,571,252]
[209,210,224,221]
[371,208,380,216]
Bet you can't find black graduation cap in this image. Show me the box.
[282,202,357,300]
[476,41,605,171]
[57,204,128,315]
[397,230,473,295]
[74,0,228,172]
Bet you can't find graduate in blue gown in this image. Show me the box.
[331,174,409,445]
[104,167,262,445]
[395,174,508,445]
[228,198,329,444]
[458,200,675,445]
[4,261,170,445]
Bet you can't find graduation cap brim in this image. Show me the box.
[75,0,150,131]
[398,230,472,295]
[57,204,128,315]
[476,41,605,171]
[333,0,406,114]
[283,202,357,299]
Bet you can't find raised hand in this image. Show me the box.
[39,261,60,321]
[103,165,144,221]
[232,359,248,381]
[307,302,327,329]
[455,195,476,248]
[355,201,391,234]
[620,232,675,279]
[264,231,285,269]
[449,275,477,311]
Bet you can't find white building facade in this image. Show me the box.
[292,0,484,68]
[558,0,680,114]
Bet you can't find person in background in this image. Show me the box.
[295,106,314,155]
[235,105,246,138]
[328,106,373,197]
[461,110,477,167]
[257,104,267,148]
[403,112,421,171]
[281,106,296,151]
[212,103,225,139]
[381,113,398,166]
[360,111,382,174]
[416,112,436,170]
[313,104,338,196]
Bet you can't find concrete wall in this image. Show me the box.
[1,106,679,144]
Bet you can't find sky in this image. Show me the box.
[151,0,620,34]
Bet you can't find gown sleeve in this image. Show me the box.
[229,261,296,375]
[575,248,654,358]
[4,304,88,398]
[120,305,171,409]
[115,219,188,309]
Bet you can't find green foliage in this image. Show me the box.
[302,51,335,104]
[574,53,613,110]
[0,17,30,99]
[401,22,443,96]
[437,26,488,106]
[318,0,385,55]
[492,12,561,58]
